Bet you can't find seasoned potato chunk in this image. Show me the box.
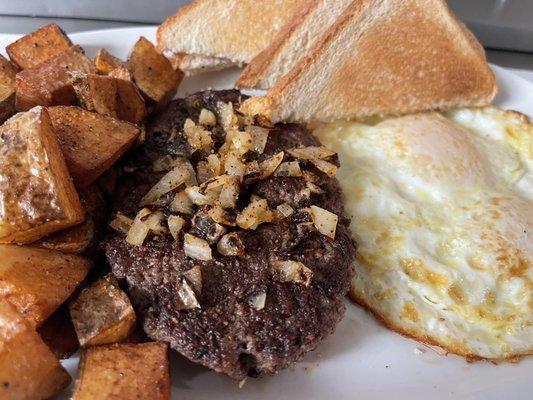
[38,304,80,359]
[128,37,181,106]
[94,48,126,75]
[48,106,140,187]
[15,45,95,111]
[69,274,136,346]
[6,23,72,69]
[71,72,146,124]
[35,185,107,254]
[0,244,91,327]
[72,342,170,400]
[0,55,17,123]
[0,301,71,400]
[0,107,84,243]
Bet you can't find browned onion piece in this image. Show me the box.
[170,190,195,214]
[143,211,167,234]
[183,233,212,260]
[236,197,274,230]
[183,265,202,294]
[176,279,200,310]
[217,232,244,256]
[126,208,151,246]
[260,151,284,179]
[168,215,186,240]
[224,151,246,177]
[109,213,133,234]
[309,205,338,239]
[274,161,302,177]
[183,118,213,150]
[311,159,338,177]
[218,101,237,132]
[198,108,216,126]
[248,291,266,311]
[287,146,336,160]
[276,203,294,218]
[246,125,269,154]
[272,260,313,286]
[140,161,192,206]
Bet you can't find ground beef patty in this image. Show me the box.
[103,90,356,380]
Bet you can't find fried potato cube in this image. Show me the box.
[35,186,107,254]
[0,244,91,327]
[48,106,140,187]
[0,106,84,243]
[15,45,95,111]
[38,304,80,359]
[69,274,136,346]
[128,37,181,106]
[71,72,146,124]
[6,23,72,70]
[72,342,170,400]
[0,55,17,123]
[0,300,71,400]
[94,48,126,75]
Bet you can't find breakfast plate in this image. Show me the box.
[1,26,531,400]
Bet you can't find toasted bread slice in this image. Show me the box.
[0,301,71,400]
[72,343,170,400]
[6,23,72,70]
[48,106,140,188]
[168,53,234,76]
[238,0,353,89]
[15,45,95,111]
[0,55,17,123]
[241,0,497,123]
[157,0,303,66]
[0,244,91,327]
[0,107,84,244]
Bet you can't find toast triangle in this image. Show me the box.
[241,0,498,123]
[237,0,354,89]
[157,0,303,66]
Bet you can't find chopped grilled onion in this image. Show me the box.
[274,161,302,177]
[183,118,213,150]
[246,125,269,154]
[218,102,237,132]
[287,146,336,160]
[182,265,202,294]
[192,210,226,244]
[206,154,222,176]
[183,233,212,260]
[306,181,325,194]
[185,186,216,206]
[260,151,284,179]
[126,208,151,246]
[229,129,253,155]
[309,205,338,239]
[108,213,133,234]
[248,291,266,310]
[198,108,216,126]
[196,160,215,184]
[272,260,313,286]
[152,155,179,172]
[236,197,274,230]
[276,203,294,218]
[219,179,239,209]
[170,190,195,214]
[302,170,319,183]
[224,151,246,177]
[311,159,338,177]
[143,211,167,234]
[140,161,191,206]
[217,232,244,256]
[176,279,200,310]
[168,215,186,240]
[208,205,236,226]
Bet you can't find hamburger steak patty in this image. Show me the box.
[103,90,356,379]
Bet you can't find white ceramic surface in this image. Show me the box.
[0,27,531,400]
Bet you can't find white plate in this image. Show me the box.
[1,26,532,400]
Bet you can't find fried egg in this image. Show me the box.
[313,106,532,360]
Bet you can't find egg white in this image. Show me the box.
[313,107,532,360]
